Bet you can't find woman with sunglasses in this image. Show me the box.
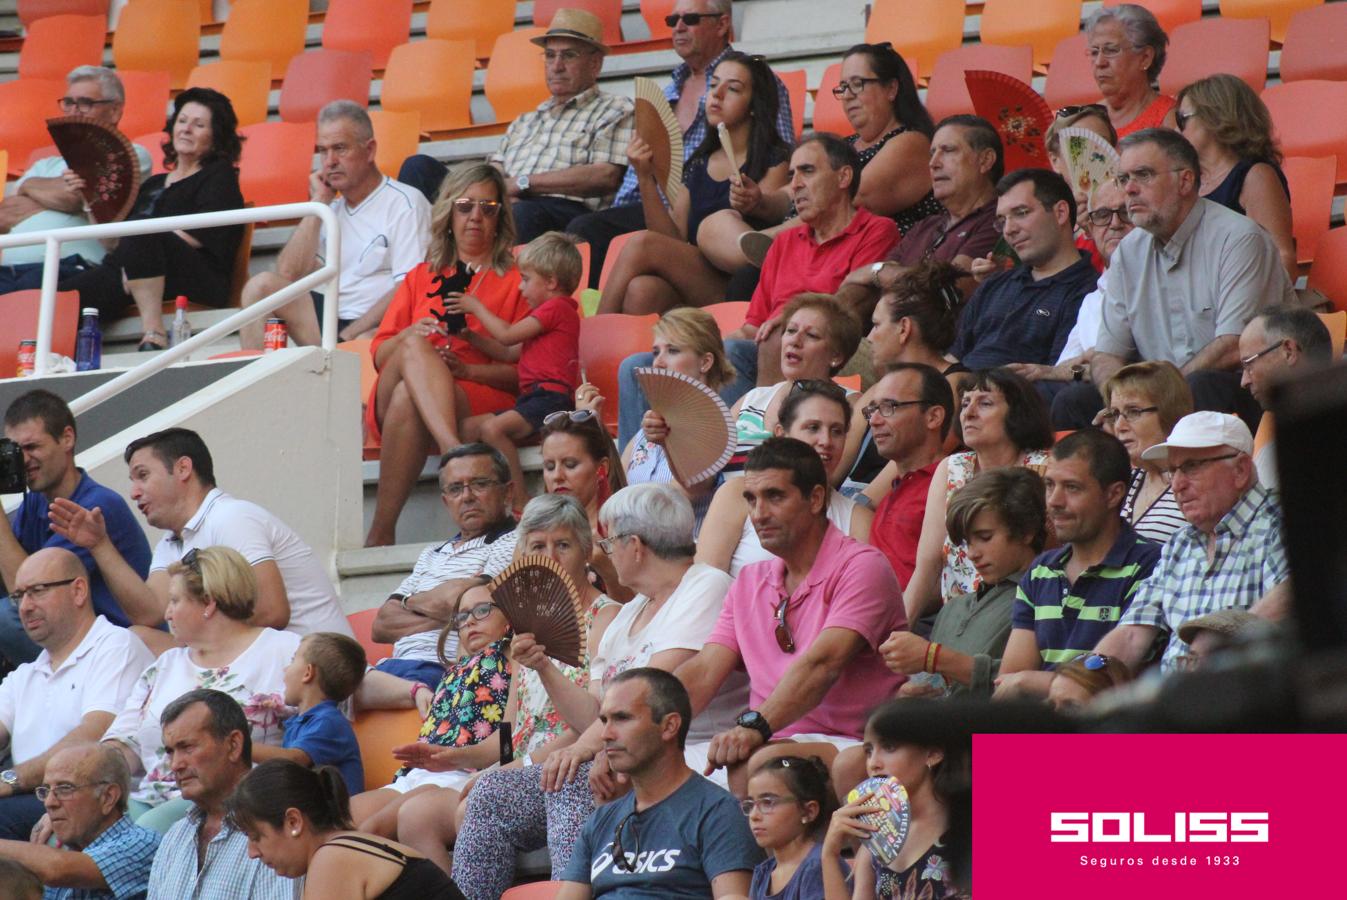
[346,585,512,842]
[1046,652,1133,712]
[1084,5,1177,138]
[364,163,531,546]
[598,51,792,314]
[449,484,746,898]
[1175,74,1296,278]
[699,380,872,576]
[96,547,300,834]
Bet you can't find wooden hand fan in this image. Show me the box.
[46,116,142,223]
[1058,125,1121,211]
[717,122,743,187]
[634,77,683,203]
[633,366,734,487]
[488,555,586,668]
[964,70,1054,174]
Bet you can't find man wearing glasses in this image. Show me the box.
[238,100,431,349]
[0,549,151,840]
[0,67,152,295]
[0,743,160,899]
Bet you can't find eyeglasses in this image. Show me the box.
[1161,452,1240,483]
[862,398,928,420]
[11,578,77,604]
[597,533,632,555]
[1239,341,1286,372]
[774,594,795,654]
[1099,405,1157,424]
[182,547,204,574]
[1086,43,1133,60]
[452,601,498,629]
[1174,109,1196,132]
[58,97,115,114]
[1114,167,1187,188]
[1072,653,1112,671]
[612,809,641,872]
[1086,206,1131,227]
[442,477,502,499]
[664,12,724,27]
[831,77,883,98]
[994,204,1039,233]
[1056,103,1108,119]
[452,198,502,217]
[35,781,110,802]
[543,409,597,428]
[740,794,798,816]
[542,48,595,63]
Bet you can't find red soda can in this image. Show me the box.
[17,340,36,377]
[264,318,288,353]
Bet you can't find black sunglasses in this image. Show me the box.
[613,808,641,872]
[182,548,203,574]
[1055,103,1108,119]
[664,12,724,27]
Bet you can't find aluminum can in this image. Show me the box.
[17,340,36,377]
[264,318,288,353]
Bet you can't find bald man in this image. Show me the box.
[0,550,151,838]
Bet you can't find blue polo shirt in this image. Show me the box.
[12,470,151,627]
[282,699,364,795]
[951,250,1099,369]
[1011,521,1161,667]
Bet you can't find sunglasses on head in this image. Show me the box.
[543,409,597,428]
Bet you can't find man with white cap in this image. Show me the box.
[1085,411,1290,675]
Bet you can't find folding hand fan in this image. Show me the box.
[46,116,142,223]
[1058,125,1121,210]
[846,775,912,867]
[634,77,684,203]
[964,70,1054,174]
[633,367,735,487]
[488,554,586,668]
[717,122,743,186]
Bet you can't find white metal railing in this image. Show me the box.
[0,202,341,416]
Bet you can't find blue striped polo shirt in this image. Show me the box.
[1011,521,1162,667]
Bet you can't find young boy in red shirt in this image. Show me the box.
[447,231,582,509]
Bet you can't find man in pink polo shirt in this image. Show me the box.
[675,437,906,796]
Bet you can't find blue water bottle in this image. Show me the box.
[75,307,102,371]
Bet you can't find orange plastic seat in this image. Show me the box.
[380,39,474,133]
[322,0,413,70]
[534,0,623,46]
[924,44,1035,124]
[352,708,421,791]
[705,301,749,336]
[776,69,806,140]
[812,64,851,136]
[1044,32,1102,110]
[111,0,200,90]
[345,607,393,665]
[0,289,80,376]
[131,132,167,176]
[580,313,659,434]
[640,0,676,40]
[18,14,106,82]
[0,78,66,177]
[0,152,7,198]
[279,49,373,125]
[1307,227,1347,313]
[117,70,172,141]
[485,27,552,125]
[17,0,107,28]
[238,120,317,209]
[501,884,568,900]
[368,109,423,180]
[426,0,513,61]
[1262,81,1347,183]
[980,0,1083,71]
[1317,310,1345,358]
[186,60,272,127]
[598,231,639,290]
[865,0,964,81]
[218,0,308,79]
[1101,0,1202,34]
[1159,18,1270,96]
[1283,156,1336,266]
[1219,0,1321,44]
[1279,4,1347,83]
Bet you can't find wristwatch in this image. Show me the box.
[870,261,887,288]
[1071,363,1087,383]
[736,710,773,743]
[0,770,18,789]
[516,174,531,195]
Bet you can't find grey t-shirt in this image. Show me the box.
[562,771,765,897]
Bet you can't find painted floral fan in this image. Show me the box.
[634,77,683,203]
[964,70,1053,174]
[46,116,142,223]
[1058,125,1121,210]
[488,554,585,668]
[634,366,734,487]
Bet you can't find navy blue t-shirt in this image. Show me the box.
[563,772,764,898]
[749,841,828,899]
[11,470,151,626]
[282,699,364,795]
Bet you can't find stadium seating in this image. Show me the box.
[501,885,567,900]
[321,0,414,70]
[347,607,393,665]
[0,290,80,376]
[1158,17,1270,96]
[0,77,66,176]
[368,109,424,180]
[278,49,373,125]
[924,44,1035,124]
[598,231,638,291]
[980,0,1083,71]
[1101,0,1203,33]
[186,60,272,128]
[18,14,106,82]
[639,0,677,40]
[534,0,625,47]
[864,0,964,79]
[812,64,852,136]
[111,0,201,90]
[379,40,475,134]
[426,0,516,60]
[1308,227,1347,313]
[1218,0,1323,43]
[705,301,749,336]
[1283,156,1337,266]
[131,131,166,176]
[217,0,309,79]
[1262,80,1347,183]
[352,708,421,791]
[1044,33,1101,110]
[776,68,806,139]
[17,0,109,28]
[485,27,553,125]
[237,121,317,209]
[116,70,173,141]
[1318,310,1346,357]
[1278,4,1347,82]
[580,312,660,435]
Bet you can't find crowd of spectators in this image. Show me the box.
[0,0,1338,897]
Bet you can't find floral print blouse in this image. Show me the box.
[873,837,969,900]
[940,450,1050,602]
[396,638,512,777]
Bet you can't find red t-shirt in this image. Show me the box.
[745,206,900,327]
[1115,94,1175,139]
[518,294,581,394]
[870,460,940,589]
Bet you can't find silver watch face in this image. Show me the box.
[0,770,17,786]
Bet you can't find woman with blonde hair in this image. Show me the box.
[364,163,530,546]
[1175,73,1295,277]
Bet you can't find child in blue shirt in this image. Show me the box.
[255,632,367,795]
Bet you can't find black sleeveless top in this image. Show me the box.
[847,126,943,235]
[321,834,466,900]
[1203,158,1290,215]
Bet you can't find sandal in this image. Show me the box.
[738,231,774,268]
[138,330,168,352]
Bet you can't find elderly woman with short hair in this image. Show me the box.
[449,484,747,898]
[1085,4,1177,137]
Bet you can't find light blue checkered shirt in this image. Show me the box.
[44,815,160,900]
[147,807,300,900]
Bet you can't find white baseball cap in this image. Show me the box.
[1139,411,1254,462]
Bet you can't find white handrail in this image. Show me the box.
[0,202,341,412]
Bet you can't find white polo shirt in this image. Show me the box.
[316,175,431,320]
[0,615,152,763]
[149,489,353,638]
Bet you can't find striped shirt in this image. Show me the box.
[1012,522,1162,667]
[492,86,634,210]
[1121,468,1187,544]
[147,807,299,900]
[45,815,160,900]
[1117,483,1288,672]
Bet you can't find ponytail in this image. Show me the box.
[227,759,354,834]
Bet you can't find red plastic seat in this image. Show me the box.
[1044,32,1101,110]
[346,608,393,665]
[598,231,638,291]
[321,0,413,70]
[380,39,475,133]
[1219,0,1321,45]
[811,63,851,136]
[426,0,514,60]
[484,27,552,125]
[131,132,167,176]
[17,0,108,28]
[238,121,317,210]
[534,0,623,46]
[1278,4,1347,83]
[1308,227,1347,313]
[111,0,200,90]
[639,0,676,40]
[580,312,659,434]
[1101,0,1202,34]
[218,0,308,79]
[18,14,106,82]
[980,0,1083,71]
[0,289,80,376]
[705,301,749,336]
[924,44,1035,124]
[865,0,965,81]
[117,70,173,143]
[776,68,806,139]
[0,78,66,177]
[279,49,373,124]
[1159,18,1270,96]
[1283,156,1336,266]
[1262,80,1347,184]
